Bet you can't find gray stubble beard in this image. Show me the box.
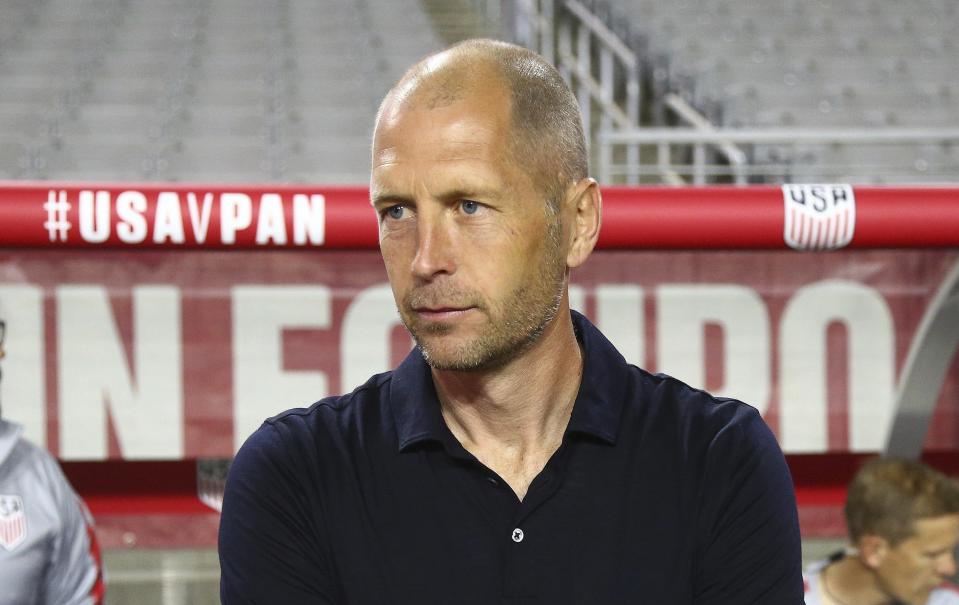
[405,218,567,372]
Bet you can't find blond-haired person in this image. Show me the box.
[805,458,959,605]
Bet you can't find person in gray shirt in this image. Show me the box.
[0,319,104,605]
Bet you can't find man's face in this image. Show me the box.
[874,514,959,604]
[371,82,567,371]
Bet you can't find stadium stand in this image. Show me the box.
[3,0,957,183]
[611,0,959,182]
[0,0,445,183]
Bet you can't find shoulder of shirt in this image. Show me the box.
[263,370,394,425]
[799,557,834,603]
[617,365,774,462]
[3,427,52,462]
[2,431,69,489]
[932,582,959,603]
[801,560,826,592]
[628,364,761,422]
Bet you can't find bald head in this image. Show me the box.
[375,39,588,211]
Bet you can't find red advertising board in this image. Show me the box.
[1,248,956,459]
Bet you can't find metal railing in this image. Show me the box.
[662,94,748,185]
[491,2,959,186]
[598,127,959,185]
[469,0,505,31]
[503,0,642,181]
[506,0,555,64]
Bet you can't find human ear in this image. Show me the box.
[858,534,889,569]
[564,178,602,269]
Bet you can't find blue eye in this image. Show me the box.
[387,205,405,219]
[461,200,479,215]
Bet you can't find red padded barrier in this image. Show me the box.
[1,181,957,250]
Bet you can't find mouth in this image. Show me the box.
[411,306,476,321]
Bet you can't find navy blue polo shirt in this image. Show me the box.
[219,311,803,604]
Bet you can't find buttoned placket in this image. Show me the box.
[449,444,568,603]
[498,445,569,602]
[432,405,576,602]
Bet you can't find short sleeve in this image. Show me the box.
[693,406,804,604]
[219,422,337,604]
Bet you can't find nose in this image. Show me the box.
[411,215,456,281]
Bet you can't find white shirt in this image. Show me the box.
[0,419,103,605]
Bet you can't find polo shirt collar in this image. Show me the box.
[389,310,627,452]
[565,310,626,445]
[389,348,449,451]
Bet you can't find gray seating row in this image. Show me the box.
[0,0,444,183]
[610,0,959,182]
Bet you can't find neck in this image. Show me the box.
[824,555,896,605]
[431,304,583,497]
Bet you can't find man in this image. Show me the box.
[804,458,959,605]
[0,318,105,604]
[219,39,802,603]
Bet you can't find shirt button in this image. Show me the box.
[486,476,498,486]
[511,528,524,543]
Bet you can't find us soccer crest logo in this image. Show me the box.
[781,184,856,251]
[0,495,27,551]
